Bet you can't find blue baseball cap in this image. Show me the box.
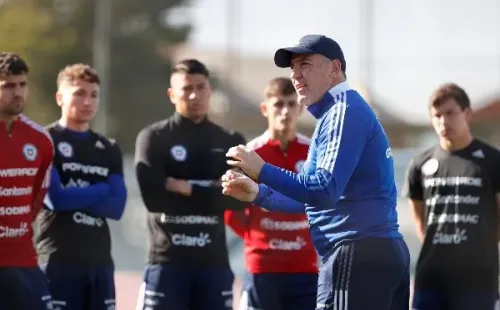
[274,34,346,72]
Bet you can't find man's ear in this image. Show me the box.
[167,88,175,105]
[259,101,268,117]
[55,92,63,108]
[465,107,473,122]
[331,59,342,78]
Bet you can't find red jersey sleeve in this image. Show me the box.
[224,208,247,238]
[31,134,54,219]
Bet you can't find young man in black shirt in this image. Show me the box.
[134,59,246,310]
[403,83,500,310]
[36,64,127,310]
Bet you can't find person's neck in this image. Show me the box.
[190,117,204,124]
[178,112,205,124]
[58,118,90,132]
[326,76,347,92]
[440,133,474,152]
[269,129,296,151]
[0,113,19,133]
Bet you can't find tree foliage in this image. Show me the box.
[0,0,193,152]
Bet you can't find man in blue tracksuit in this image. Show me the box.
[223,34,410,310]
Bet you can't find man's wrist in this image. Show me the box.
[186,183,193,196]
[252,183,269,205]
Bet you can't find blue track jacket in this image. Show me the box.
[254,81,402,257]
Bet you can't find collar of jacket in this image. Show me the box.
[173,112,209,128]
[307,80,351,119]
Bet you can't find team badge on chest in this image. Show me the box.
[57,142,73,158]
[421,158,439,176]
[22,143,37,161]
[171,145,187,162]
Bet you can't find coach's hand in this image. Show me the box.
[221,170,259,202]
[226,145,265,180]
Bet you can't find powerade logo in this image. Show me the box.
[0,168,37,177]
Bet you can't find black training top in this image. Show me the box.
[403,139,500,291]
[135,113,246,266]
[36,123,124,266]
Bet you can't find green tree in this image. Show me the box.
[108,0,192,152]
[0,0,80,123]
[1,0,193,152]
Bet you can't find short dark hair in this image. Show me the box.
[0,52,29,76]
[57,63,100,88]
[430,83,470,110]
[171,59,210,78]
[264,77,296,99]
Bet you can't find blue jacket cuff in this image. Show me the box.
[253,183,270,205]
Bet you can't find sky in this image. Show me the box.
[182,0,500,124]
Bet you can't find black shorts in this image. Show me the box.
[317,238,410,310]
[136,263,234,310]
[240,272,317,310]
[41,262,115,310]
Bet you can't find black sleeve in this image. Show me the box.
[108,142,124,175]
[491,154,500,194]
[190,131,247,211]
[134,127,185,213]
[401,158,424,201]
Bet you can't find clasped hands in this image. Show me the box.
[221,145,266,202]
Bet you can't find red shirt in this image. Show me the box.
[225,131,318,274]
[0,115,53,267]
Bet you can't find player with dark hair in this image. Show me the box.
[134,59,247,310]
[35,63,127,310]
[0,52,54,309]
[403,83,500,310]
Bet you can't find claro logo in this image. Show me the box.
[73,212,104,227]
[0,222,29,238]
[269,237,307,251]
[171,233,211,247]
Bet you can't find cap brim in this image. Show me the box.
[274,46,315,68]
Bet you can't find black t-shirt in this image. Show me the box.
[36,123,123,266]
[403,139,500,291]
[134,113,246,266]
